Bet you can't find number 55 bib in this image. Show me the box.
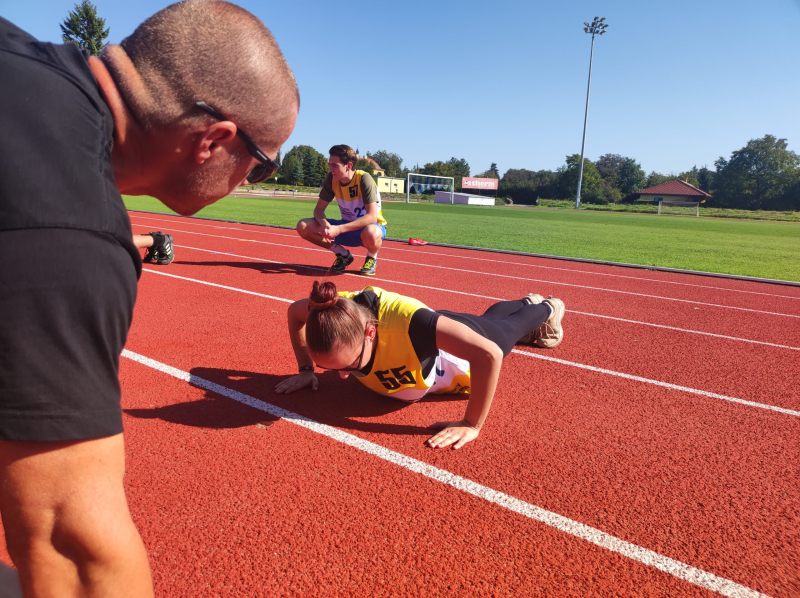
[338,287,470,402]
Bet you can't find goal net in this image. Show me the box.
[406,173,454,203]
[658,200,700,217]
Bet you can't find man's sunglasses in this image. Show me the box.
[195,101,280,184]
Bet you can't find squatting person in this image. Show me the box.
[295,144,387,276]
[276,281,566,449]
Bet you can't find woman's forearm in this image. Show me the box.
[461,346,503,429]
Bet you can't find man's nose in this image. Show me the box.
[338,371,350,379]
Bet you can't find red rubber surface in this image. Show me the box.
[1,211,798,597]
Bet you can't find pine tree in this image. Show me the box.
[60,0,109,56]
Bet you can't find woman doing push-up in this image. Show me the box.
[275,281,565,449]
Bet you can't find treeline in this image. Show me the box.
[275,146,474,191]
[499,134,800,210]
[275,134,799,210]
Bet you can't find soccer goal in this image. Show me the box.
[406,173,454,204]
[658,200,700,217]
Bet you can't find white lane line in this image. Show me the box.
[132,224,800,319]
[511,350,800,417]
[129,212,800,301]
[120,349,773,598]
[169,244,800,352]
[141,267,800,418]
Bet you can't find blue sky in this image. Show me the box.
[3,0,799,176]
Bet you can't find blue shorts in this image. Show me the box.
[328,219,387,248]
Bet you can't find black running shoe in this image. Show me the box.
[154,234,175,265]
[329,251,354,273]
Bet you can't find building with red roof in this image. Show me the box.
[638,179,711,203]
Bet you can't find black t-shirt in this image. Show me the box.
[0,17,139,272]
[0,18,140,441]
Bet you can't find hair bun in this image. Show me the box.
[309,280,339,310]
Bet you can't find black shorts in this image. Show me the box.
[0,228,138,441]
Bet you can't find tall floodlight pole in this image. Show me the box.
[575,16,608,209]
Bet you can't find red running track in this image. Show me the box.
[1,210,798,597]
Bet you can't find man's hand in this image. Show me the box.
[426,420,480,449]
[321,222,340,242]
[275,372,319,394]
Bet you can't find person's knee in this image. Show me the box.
[361,226,383,246]
[296,219,308,236]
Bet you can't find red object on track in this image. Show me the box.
[409,237,428,246]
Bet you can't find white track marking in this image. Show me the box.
[132,224,800,319]
[167,244,800,351]
[141,267,800,417]
[143,269,292,303]
[120,349,773,598]
[129,212,800,301]
[510,349,800,417]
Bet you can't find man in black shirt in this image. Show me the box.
[0,1,298,595]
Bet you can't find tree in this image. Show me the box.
[367,150,404,177]
[498,168,559,204]
[595,154,625,188]
[558,154,605,203]
[60,0,109,56]
[697,166,715,193]
[421,157,470,189]
[278,145,327,186]
[476,163,500,179]
[617,158,647,195]
[354,158,375,175]
[278,153,303,185]
[594,154,646,196]
[646,171,672,189]
[713,134,800,209]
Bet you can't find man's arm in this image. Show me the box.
[312,198,330,227]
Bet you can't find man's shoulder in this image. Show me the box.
[0,17,92,83]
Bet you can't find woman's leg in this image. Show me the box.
[443,303,552,357]
[480,299,528,320]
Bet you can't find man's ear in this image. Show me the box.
[194,122,238,164]
[366,324,377,340]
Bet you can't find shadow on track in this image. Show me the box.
[124,366,463,438]
[177,260,333,278]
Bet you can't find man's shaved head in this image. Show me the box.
[107,0,298,148]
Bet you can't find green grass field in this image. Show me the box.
[124,195,800,282]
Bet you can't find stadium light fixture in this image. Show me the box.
[575,16,609,210]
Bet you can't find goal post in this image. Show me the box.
[406,173,455,204]
[658,199,700,217]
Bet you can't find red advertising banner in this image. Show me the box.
[462,177,499,190]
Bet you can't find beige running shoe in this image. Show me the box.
[533,296,565,348]
[518,294,547,344]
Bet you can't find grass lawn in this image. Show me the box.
[124,195,800,282]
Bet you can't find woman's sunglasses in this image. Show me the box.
[195,101,280,184]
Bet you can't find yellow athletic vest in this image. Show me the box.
[338,287,471,402]
[330,171,388,226]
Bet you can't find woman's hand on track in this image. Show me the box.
[275,372,319,394]
[426,420,479,449]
